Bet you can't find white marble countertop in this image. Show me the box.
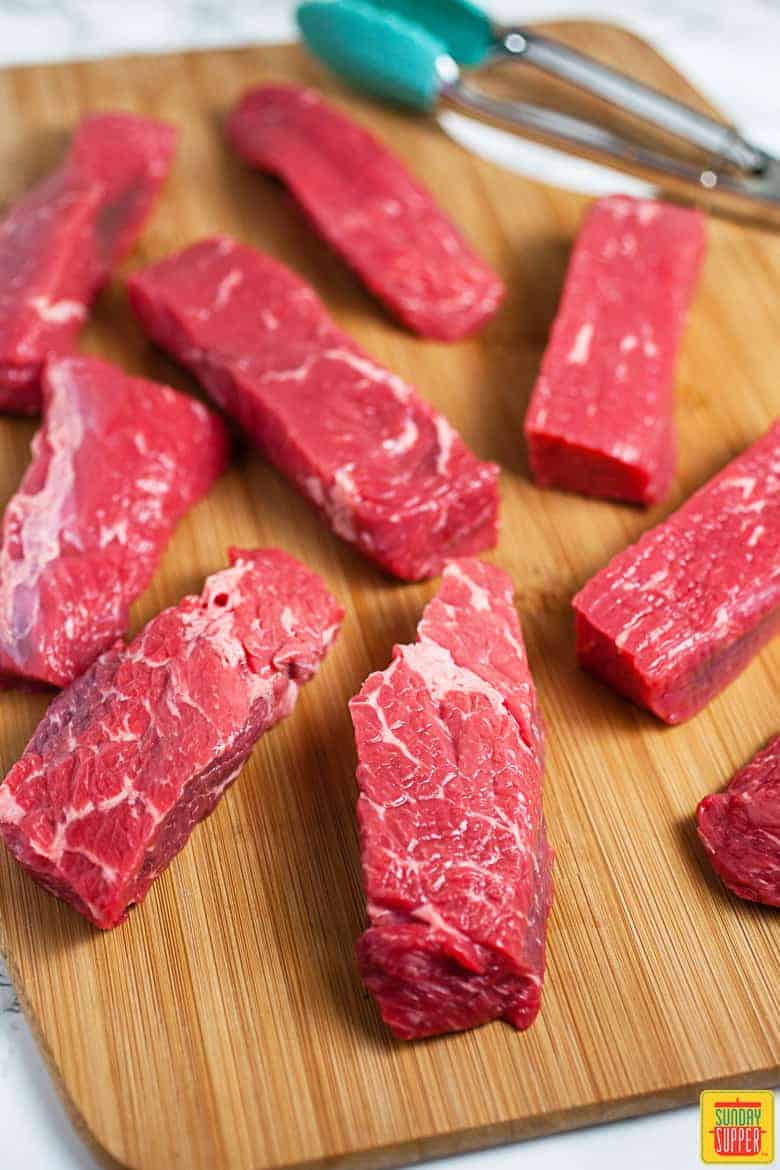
[0,2,777,1168]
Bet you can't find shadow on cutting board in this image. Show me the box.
[473,232,571,477]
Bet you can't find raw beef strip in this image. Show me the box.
[0,355,229,690]
[67,113,177,268]
[697,736,780,908]
[350,558,552,1039]
[525,195,706,505]
[128,237,499,581]
[226,85,504,340]
[0,549,343,929]
[0,112,176,413]
[0,170,102,414]
[574,420,780,723]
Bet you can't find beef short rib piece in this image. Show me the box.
[350,558,552,1039]
[0,112,176,413]
[128,236,499,581]
[697,736,780,908]
[226,85,504,340]
[0,549,343,929]
[0,355,229,689]
[574,420,780,723]
[525,196,706,505]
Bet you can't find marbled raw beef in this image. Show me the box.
[0,549,343,928]
[0,112,176,412]
[0,355,229,689]
[226,84,504,340]
[350,558,552,1039]
[128,236,499,581]
[525,195,706,504]
[574,420,780,722]
[697,735,780,908]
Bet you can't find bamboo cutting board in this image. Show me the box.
[0,22,778,1170]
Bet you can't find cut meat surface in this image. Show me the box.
[574,420,780,723]
[350,558,552,1039]
[0,169,102,414]
[0,112,176,413]
[525,195,706,505]
[0,549,343,929]
[128,237,499,581]
[0,355,229,689]
[697,736,780,908]
[67,113,177,268]
[226,85,504,340]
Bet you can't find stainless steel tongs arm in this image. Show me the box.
[435,54,780,215]
[440,70,710,181]
[492,28,771,175]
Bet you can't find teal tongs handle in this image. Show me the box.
[297,0,445,109]
[296,0,780,218]
[297,0,770,174]
[355,0,496,67]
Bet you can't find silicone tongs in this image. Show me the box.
[297,0,780,224]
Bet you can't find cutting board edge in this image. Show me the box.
[0,931,125,1170]
[87,1069,780,1170]
[254,1067,780,1170]
[7,870,779,1170]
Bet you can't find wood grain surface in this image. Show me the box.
[0,23,777,1170]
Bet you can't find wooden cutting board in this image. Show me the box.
[0,22,777,1170]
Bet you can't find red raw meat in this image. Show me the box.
[0,170,102,415]
[697,736,780,908]
[0,355,229,690]
[128,236,499,581]
[226,84,504,340]
[67,113,177,266]
[525,195,706,505]
[574,420,780,723]
[0,112,176,413]
[0,549,343,929]
[350,558,552,1039]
